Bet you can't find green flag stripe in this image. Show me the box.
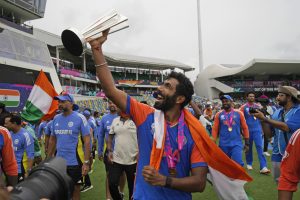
[21,101,44,123]
[0,101,19,107]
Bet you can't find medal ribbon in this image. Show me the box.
[224,109,234,130]
[164,111,184,169]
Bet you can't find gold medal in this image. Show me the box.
[228,127,232,132]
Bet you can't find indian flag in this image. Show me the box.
[21,70,58,123]
[0,89,20,107]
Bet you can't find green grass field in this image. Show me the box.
[81,150,300,200]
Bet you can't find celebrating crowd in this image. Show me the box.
[0,32,299,200]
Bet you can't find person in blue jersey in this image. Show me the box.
[47,93,91,200]
[212,95,250,167]
[4,114,34,182]
[80,109,95,192]
[93,111,101,159]
[253,86,300,183]
[240,92,270,174]
[89,32,209,200]
[83,109,97,161]
[44,110,61,156]
[37,120,48,141]
[98,100,126,200]
[44,119,53,156]
[22,121,42,166]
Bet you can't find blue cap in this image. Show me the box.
[54,93,79,111]
[54,93,75,103]
[83,110,91,116]
[220,95,233,101]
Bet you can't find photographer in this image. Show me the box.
[252,86,300,183]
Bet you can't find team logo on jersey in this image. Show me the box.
[220,115,225,120]
[55,123,59,127]
[14,139,19,145]
[68,121,74,127]
[106,121,110,124]
[151,123,155,135]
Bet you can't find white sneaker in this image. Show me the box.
[260,167,271,175]
[247,165,253,170]
[263,152,271,157]
[80,185,94,192]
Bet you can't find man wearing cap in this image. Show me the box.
[47,93,91,200]
[240,92,270,174]
[253,86,300,183]
[212,95,250,166]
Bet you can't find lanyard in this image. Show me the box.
[164,111,184,169]
[223,109,234,129]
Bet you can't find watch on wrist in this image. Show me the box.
[164,176,172,188]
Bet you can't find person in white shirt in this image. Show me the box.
[107,112,138,200]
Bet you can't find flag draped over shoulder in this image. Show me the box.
[150,109,253,200]
[21,70,58,123]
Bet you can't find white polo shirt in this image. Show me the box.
[109,117,138,165]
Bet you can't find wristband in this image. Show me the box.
[165,176,172,188]
[95,62,107,68]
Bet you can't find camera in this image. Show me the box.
[10,157,74,200]
[249,107,269,116]
[249,107,258,114]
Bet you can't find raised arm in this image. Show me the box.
[89,30,127,112]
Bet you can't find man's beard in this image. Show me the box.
[154,93,177,112]
[278,99,287,107]
[222,104,231,110]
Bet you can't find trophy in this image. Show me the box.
[61,10,129,56]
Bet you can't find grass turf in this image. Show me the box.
[82,149,300,200]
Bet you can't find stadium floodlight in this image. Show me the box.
[61,10,129,56]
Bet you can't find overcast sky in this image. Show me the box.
[29,0,300,82]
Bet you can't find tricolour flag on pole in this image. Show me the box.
[21,70,58,123]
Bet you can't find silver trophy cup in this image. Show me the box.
[61,10,129,56]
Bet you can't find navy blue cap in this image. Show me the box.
[220,95,233,101]
[54,93,79,111]
[54,93,75,103]
[83,110,91,116]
